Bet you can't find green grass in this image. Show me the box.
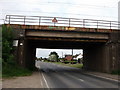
[2,65,32,78]
[52,62,65,65]
[50,61,83,69]
[65,64,83,68]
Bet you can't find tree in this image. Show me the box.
[49,51,59,62]
[2,25,14,65]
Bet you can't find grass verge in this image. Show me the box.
[50,62,83,69]
[2,65,32,78]
[65,64,83,68]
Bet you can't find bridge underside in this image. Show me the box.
[17,36,119,73]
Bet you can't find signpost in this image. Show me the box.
[52,17,58,26]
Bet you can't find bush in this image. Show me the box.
[2,25,32,78]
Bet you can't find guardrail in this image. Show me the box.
[4,15,120,29]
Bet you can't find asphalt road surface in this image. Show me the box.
[36,61,119,88]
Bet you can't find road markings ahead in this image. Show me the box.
[78,79,84,82]
[38,62,49,88]
[63,73,84,82]
[38,64,44,88]
[38,71,43,88]
[41,73,49,88]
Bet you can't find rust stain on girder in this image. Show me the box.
[27,37,107,42]
[5,24,116,33]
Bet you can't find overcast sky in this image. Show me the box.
[36,48,83,58]
[0,0,119,23]
[1,0,120,57]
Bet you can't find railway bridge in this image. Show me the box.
[4,15,120,73]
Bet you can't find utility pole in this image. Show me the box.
[72,49,73,64]
[72,49,73,56]
[62,52,63,58]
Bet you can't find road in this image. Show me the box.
[36,61,119,88]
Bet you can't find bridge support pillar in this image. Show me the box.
[16,39,36,70]
[83,32,120,73]
[83,44,109,72]
[25,40,36,70]
[15,39,26,67]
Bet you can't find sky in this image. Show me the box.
[1,0,120,57]
[0,0,120,24]
[36,48,83,59]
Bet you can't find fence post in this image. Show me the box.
[97,20,98,29]
[39,17,41,26]
[24,16,26,25]
[9,15,10,24]
[69,18,70,27]
[83,19,85,28]
[110,21,111,29]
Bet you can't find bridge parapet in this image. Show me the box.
[4,15,120,30]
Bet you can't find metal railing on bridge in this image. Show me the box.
[4,15,120,30]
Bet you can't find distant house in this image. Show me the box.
[65,55,73,61]
[65,53,81,61]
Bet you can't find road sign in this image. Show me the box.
[52,18,58,23]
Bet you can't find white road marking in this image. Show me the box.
[78,79,84,82]
[39,71,43,87]
[87,73,120,82]
[64,73,84,82]
[38,63,43,88]
[41,80,43,87]
[41,73,49,88]
[38,61,49,88]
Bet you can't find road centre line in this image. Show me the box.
[63,73,84,82]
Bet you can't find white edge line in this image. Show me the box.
[38,62,49,88]
[38,63,43,88]
[42,73,49,88]
[88,73,120,82]
[38,71,43,87]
